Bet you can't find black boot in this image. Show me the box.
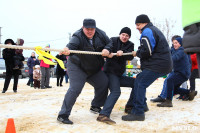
[2,90,6,93]
[122,114,145,121]
[157,99,173,107]
[150,96,166,102]
[189,91,197,101]
[57,116,73,124]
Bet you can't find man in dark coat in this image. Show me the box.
[27,52,39,87]
[57,18,113,124]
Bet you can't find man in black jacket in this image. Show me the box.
[57,18,113,124]
[96,27,135,124]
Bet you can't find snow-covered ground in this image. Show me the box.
[0,78,200,133]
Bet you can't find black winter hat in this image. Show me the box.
[135,14,150,24]
[5,39,15,45]
[119,27,131,37]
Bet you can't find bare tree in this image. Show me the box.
[152,18,176,44]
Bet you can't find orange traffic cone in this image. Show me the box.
[5,118,16,133]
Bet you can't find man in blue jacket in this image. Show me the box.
[122,14,173,121]
[157,37,197,107]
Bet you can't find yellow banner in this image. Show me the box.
[35,46,65,70]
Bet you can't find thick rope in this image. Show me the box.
[0,44,133,56]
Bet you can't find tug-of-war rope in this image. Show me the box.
[0,44,133,70]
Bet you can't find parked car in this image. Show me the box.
[20,62,29,79]
[0,59,29,79]
[0,59,6,78]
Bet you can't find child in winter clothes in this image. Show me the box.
[13,38,25,70]
[33,65,42,89]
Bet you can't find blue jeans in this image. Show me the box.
[131,69,165,115]
[160,73,173,99]
[100,73,135,117]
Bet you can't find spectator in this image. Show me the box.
[2,39,24,93]
[189,53,199,95]
[56,52,67,87]
[40,44,52,89]
[33,65,41,89]
[27,52,39,87]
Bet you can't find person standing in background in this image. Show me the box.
[27,52,39,87]
[2,39,23,93]
[56,52,67,87]
[40,44,52,89]
[189,53,199,95]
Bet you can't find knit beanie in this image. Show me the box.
[135,14,150,24]
[119,27,131,37]
[175,37,182,46]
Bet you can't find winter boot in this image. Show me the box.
[189,91,197,101]
[157,99,173,107]
[150,96,166,102]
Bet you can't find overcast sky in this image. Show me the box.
[0,0,183,57]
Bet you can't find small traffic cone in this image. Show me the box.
[5,118,16,133]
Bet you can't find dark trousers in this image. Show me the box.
[34,79,40,88]
[100,73,135,117]
[3,73,19,91]
[57,75,64,86]
[189,69,199,91]
[59,59,108,117]
[166,72,189,100]
[131,69,165,115]
[41,67,50,87]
